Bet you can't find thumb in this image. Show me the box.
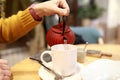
[55,7,69,16]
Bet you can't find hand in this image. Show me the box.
[33,0,70,17]
[0,59,11,80]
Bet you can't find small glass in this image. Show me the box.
[77,48,86,63]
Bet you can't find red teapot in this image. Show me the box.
[46,16,75,47]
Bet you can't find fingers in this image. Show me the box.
[0,69,11,76]
[49,0,70,16]
[0,75,10,80]
[3,70,11,76]
[54,7,69,16]
[59,0,70,15]
[0,59,11,80]
[0,59,8,65]
[0,73,4,80]
[0,64,10,70]
[0,69,11,80]
[0,59,10,70]
[53,0,70,16]
[3,76,10,80]
[32,0,70,17]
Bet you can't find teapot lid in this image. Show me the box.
[51,22,70,34]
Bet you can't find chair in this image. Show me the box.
[70,26,104,44]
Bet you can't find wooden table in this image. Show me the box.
[11,44,120,80]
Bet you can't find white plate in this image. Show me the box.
[80,59,120,80]
[38,62,84,80]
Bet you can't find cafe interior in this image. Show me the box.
[0,0,120,80]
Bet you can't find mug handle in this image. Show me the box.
[40,50,51,66]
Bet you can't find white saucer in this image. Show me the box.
[38,62,84,80]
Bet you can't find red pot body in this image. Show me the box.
[46,22,75,46]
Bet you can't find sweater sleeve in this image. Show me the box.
[0,8,42,43]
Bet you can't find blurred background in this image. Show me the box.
[0,0,120,66]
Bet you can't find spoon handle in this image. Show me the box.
[62,16,66,36]
[30,57,63,80]
[58,16,62,23]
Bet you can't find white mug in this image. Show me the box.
[40,44,77,76]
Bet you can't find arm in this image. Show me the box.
[0,0,70,43]
[0,8,41,43]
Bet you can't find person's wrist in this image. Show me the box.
[29,4,42,21]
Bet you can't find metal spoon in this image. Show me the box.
[83,42,88,51]
[30,57,63,80]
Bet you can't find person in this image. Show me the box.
[0,0,70,80]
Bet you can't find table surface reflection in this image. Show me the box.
[11,44,120,80]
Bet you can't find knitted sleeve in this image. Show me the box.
[0,8,42,43]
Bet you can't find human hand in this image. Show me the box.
[33,0,70,17]
[0,59,11,80]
